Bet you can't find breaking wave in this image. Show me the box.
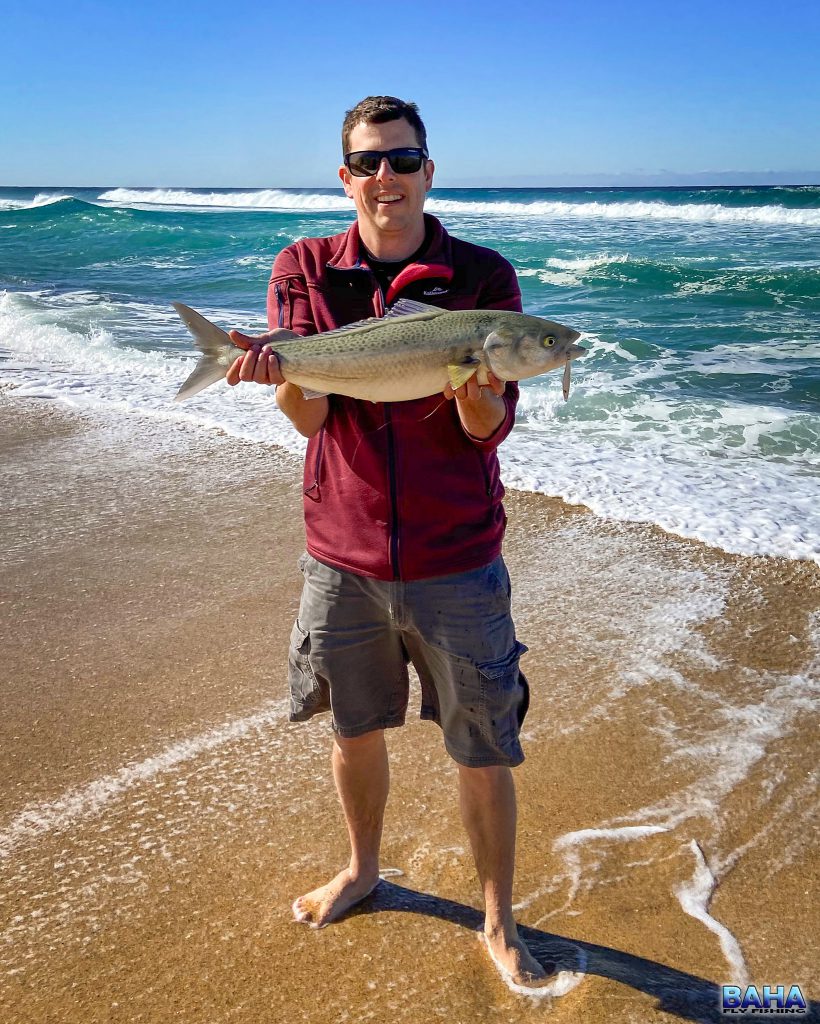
[97,187,352,212]
[90,188,820,227]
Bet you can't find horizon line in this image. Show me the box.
[2,177,820,191]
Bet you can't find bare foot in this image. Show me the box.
[483,927,555,989]
[292,867,379,929]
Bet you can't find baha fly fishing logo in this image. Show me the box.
[721,983,807,1014]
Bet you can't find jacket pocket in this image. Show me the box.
[271,275,303,330]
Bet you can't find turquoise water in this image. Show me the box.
[1,185,818,562]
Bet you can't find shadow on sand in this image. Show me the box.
[347,881,817,1023]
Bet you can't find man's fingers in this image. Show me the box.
[252,347,274,385]
[264,350,285,386]
[238,348,261,382]
[227,347,284,388]
[226,354,244,387]
[486,372,506,396]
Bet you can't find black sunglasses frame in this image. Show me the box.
[344,147,429,177]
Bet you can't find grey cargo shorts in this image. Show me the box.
[288,553,530,768]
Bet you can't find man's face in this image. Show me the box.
[339,117,435,248]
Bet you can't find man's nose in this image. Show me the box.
[375,156,396,181]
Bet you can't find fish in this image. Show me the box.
[173,298,585,404]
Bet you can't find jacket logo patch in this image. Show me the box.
[422,286,449,296]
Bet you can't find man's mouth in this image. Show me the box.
[376,194,403,204]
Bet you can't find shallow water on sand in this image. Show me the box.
[0,398,817,1023]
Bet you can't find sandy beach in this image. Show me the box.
[1,390,817,1024]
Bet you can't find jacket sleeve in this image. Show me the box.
[467,253,522,451]
[267,245,316,336]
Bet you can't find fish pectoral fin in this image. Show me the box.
[386,298,448,318]
[447,361,480,391]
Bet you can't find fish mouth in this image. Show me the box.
[567,344,586,361]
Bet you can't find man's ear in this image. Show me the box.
[339,164,354,198]
[424,158,435,193]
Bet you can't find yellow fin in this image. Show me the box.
[448,363,479,390]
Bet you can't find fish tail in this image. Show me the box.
[172,302,235,402]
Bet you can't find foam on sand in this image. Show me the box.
[0,702,287,861]
[674,841,749,986]
[480,934,587,999]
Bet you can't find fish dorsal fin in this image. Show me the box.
[310,299,449,343]
[385,297,448,318]
[312,316,384,339]
[172,302,231,354]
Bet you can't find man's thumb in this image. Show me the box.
[229,329,256,352]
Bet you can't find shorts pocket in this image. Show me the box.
[476,639,530,755]
[484,557,512,601]
[288,619,330,722]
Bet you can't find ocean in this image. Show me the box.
[1,184,818,564]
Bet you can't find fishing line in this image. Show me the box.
[349,398,451,468]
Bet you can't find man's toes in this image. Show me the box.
[292,897,318,926]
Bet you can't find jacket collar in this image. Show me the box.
[326,213,454,273]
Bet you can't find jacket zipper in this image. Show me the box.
[274,282,285,327]
[304,426,325,501]
[384,404,400,579]
[363,269,397,576]
[475,446,493,498]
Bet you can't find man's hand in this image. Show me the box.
[444,371,507,440]
[443,371,506,403]
[226,328,296,388]
[226,327,328,438]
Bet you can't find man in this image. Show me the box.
[226,96,549,987]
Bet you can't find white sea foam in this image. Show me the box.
[519,254,631,287]
[481,934,587,1000]
[0,702,287,861]
[0,193,73,211]
[2,288,818,564]
[534,614,818,977]
[504,433,820,564]
[97,187,352,212]
[425,197,820,228]
[549,827,671,915]
[674,841,749,985]
[89,188,820,227]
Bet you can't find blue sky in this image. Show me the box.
[2,0,819,187]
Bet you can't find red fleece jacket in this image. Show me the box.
[267,213,522,581]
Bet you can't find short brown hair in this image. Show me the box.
[341,96,428,155]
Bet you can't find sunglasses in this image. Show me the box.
[344,147,429,177]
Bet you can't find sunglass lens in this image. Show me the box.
[390,152,423,173]
[348,153,380,176]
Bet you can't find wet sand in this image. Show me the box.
[1,392,818,1024]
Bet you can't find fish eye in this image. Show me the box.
[543,335,555,347]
